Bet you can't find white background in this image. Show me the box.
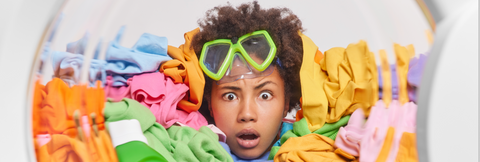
[0,0,476,161]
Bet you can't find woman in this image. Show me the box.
[192,1,304,160]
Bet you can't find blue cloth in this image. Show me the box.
[105,26,171,76]
[51,32,108,87]
[273,122,293,147]
[52,51,84,86]
[89,59,107,87]
[67,32,89,54]
[219,142,272,162]
[88,39,106,87]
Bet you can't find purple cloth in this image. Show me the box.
[378,54,428,102]
[377,64,399,100]
[407,54,428,102]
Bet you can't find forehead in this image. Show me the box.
[213,67,284,89]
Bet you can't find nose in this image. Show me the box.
[237,98,258,123]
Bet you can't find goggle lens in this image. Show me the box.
[241,35,271,65]
[203,43,230,74]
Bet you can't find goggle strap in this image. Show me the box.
[276,57,284,69]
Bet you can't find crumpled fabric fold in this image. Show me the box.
[33,79,117,162]
[298,32,329,132]
[268,116,350,160]
[334,100,418,162]
[299,37,378,132]
[320,40,379,121]
[273,133,355,162]
[130,72,207,130]
[104,26,172,87]
[104,72,208,130]
[51,33,107,87]
[160,28,205,113]
[104,99,232,162]
[52,51,84,87]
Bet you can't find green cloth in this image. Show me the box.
[104,98,233,162]
[116,141,168,162]
[268,116,351,160]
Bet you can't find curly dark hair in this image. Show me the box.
[192,1,304,113]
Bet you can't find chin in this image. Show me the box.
[234,148,266,160]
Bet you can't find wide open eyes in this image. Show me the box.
[222,92,238,101]
[221,91,273,101]
[259,91,273,100]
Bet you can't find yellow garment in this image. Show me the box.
[160,28,205,113]
[376,127,395,162]
[299,36,379,131]
[320,41,379,121]
[379,50,392,107]
[394,44,415,104]
[395,132,419,162]
[298,32,329,131]
[274,134,355,162]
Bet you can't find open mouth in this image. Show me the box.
[236,129,260,148]
[239,133,259,140]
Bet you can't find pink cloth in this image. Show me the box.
[104,76,130,102]
[386,101,417,162]
[105,72,208,130]
[81,115,91,138]
[334,108,366,156]
[334,100,417,162]
[36,134,52,147]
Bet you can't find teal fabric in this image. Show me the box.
[104,98,233,162]
[268,116,351,160]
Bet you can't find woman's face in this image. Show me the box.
[210,67,287,159]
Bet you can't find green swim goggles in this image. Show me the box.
[199,30,277,82]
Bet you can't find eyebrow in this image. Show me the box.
[254,81,276,90]
[220,86,241,91]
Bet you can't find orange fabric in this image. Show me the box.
[33,80,46,136]
[84,81,106,130]
[376,127,395,162]
[395,132,419,162]
[295,109,303,122]
[379,50,392,107]
[160,28,205,113]
[39,78,78,136]
[36,134,90,162]
[295,97,304,121]
[274,134,354,162]
[335,148,357,161]
[33,79,118,162]
[314,49,324,64]
[84,129,118,162]
[394,44,415,104]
